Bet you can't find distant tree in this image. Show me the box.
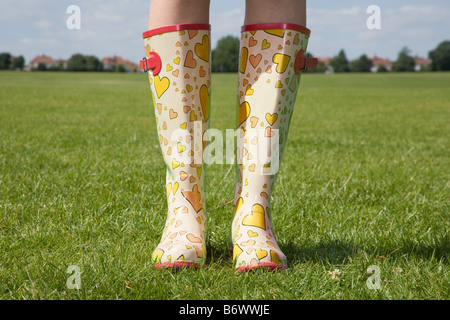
[47,62,64,71]
[350,54,372,72]
[329,49,350,72]
[0,52,12,70]
[67,53,87,71]
[67,54,103,71]
[428,40,450,71]
[11,55,25,70]
[212,36,239,72]
[85,55,103,71]
[393,47,415,72]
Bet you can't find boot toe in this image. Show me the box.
[233,245,287,272]
[152,241,206,269]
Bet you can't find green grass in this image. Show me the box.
[0,71,448,300]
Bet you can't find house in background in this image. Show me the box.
[414,56,431,71]
[102,56,140,72]
[369,56,393,72]
[369,55,431,72]
[27,54,139,72]
[315,55,430,73]
[29,55,58,70]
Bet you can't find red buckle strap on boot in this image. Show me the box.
[140,51,162,76]
[294,50,318,74]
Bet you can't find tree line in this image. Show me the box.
[0,53,130,72]
[0,53,25,70]
[2,39,449,73]
[211,38,450,73]
[311,47,436,73]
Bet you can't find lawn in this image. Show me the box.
[0,71,448,300]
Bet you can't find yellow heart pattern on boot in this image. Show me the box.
[200,84,209,121]
[273,53,291,74]
[194,35,210,62]
[233,244,243,262]
[247,230,258,238]
[234,197,244,216]
[242,204,266,229]
[245,84,254,96]
[238,101,251,127]
[172,182,179,195]
[172,158,180,169]
[256,248,268,260]
[264,29,285,38]
[154,75,170,98]
[152,248,164,263]
[239,47,248,74]
[265,113,278,126]
[166,183,172,199]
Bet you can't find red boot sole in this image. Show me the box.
[155,261,204,269]
[236,262,288,272]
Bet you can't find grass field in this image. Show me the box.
[0,71,448,300]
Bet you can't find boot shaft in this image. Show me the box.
[236,22,314,203]
[141,24,212,268]
[232,23,317,271]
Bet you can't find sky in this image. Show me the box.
[0,0,449,64]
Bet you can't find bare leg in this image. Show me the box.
[148,0,211,29]
[244,0,306,26]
